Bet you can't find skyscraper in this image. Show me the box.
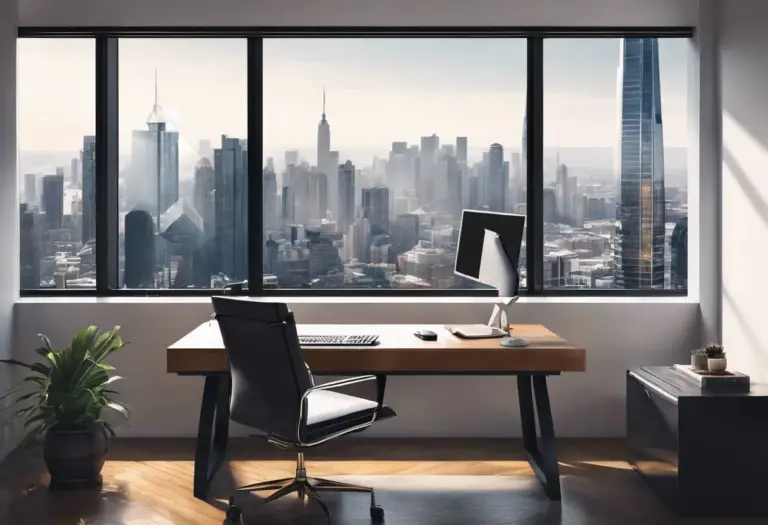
[124,209,156,288]
[317,89,333,212]
[317,88,331,174]
[42,174,64,230]
[456,137,468,164]
[81,135,96,243]
[193,157,216,239]
[419,134,439,205]
[23,173,36,204]
[214,135,248,280]
[282,186,295,225]
[615,38,666,289]
[70,157,80,187]
[338,161,355,233]
[670,217,687,289]
[543,187,557,223]
[263,165,279,229]
[556,163,568,221]
[19,203,40,289]
[129,72,179,220]
[487,143,505,212]
[362,187,390,235]
[309,171,328,221]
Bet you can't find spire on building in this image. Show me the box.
[147,69,166,125]
[322,87,327,121]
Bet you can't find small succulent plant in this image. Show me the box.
[703,343,725,359]
[691,347,706,356]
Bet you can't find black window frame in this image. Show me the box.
[17,26,694,298]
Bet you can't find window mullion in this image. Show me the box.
[95,37,119,292]
[526,37,544,294]
[247,37,264,296]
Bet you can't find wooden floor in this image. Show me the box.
[0,438,755,525]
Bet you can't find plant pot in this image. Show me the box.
[691,353,708,371]
[707,357,728,374]
[44,424,108,490]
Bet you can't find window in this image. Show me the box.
[542,38,688,291]
[117,39,247,289]
[262,38,527,290]
[17,29,692,296]
[18,38,96,289]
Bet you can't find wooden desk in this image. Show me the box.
[167,322,586,501]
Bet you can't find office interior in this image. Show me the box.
[0,0,762,523]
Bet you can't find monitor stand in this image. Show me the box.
[487,296,519,329]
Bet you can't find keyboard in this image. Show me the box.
[299,334,379,346]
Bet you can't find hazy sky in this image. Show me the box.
[17,37,688,169]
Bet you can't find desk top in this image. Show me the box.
[167,322,586,375]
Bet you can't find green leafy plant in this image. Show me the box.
[0,326,129,442]
[703,343,725,359]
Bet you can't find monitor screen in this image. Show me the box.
[454,210,526,281]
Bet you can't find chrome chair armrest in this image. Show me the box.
[287,375,381,448]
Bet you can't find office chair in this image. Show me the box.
[211,297,396,523]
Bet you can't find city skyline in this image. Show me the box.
[17,36,688,291]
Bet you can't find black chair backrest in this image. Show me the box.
[212,297,312,439]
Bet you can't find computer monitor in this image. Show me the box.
[454,210,526,296]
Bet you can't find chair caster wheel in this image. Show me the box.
[226,505,242,522]
[370,504,384,521]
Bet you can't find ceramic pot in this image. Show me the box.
[707,357,728,374]
[691,353,708,371]
[44,424,107,490]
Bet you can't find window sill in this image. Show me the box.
[16,295,697,305]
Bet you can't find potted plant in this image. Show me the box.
[704,343,727,374]
[690,348,708,372]
[0,326,128,489]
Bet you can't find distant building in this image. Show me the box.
[81,135,96,243]
[282,186,295,225]
[543,187,557,224]
[670,217,687,289]
[362,187,390,235]
[42,174,64,230]
[338,161,356,233]
[214,135,248,280]
[124,209,155,288]
[263,165,278,229]
[23,173,36,204]
[456,137,468,164]
[70,157,80,186]
[193,158,216,241]
[128,73,179,218]
[19,203,40,289]
[487,143,505,212]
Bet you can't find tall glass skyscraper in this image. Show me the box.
[615,38,666,289]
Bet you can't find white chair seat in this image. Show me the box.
[305,389,378,425]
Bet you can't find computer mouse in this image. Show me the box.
[415,330,438,341]
[500,337,529,348]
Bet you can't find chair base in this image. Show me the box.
[226,454,384,523]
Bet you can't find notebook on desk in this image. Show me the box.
[445,324,507,339]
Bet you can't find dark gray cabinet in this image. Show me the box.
[627,367,768,517]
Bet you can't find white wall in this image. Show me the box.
[19,0,699,27]
[14,299,700,438]
[0,1,18,460]
[720,0,768,381]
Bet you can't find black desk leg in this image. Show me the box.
[193,374,231,500]
[517,374,561,500]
